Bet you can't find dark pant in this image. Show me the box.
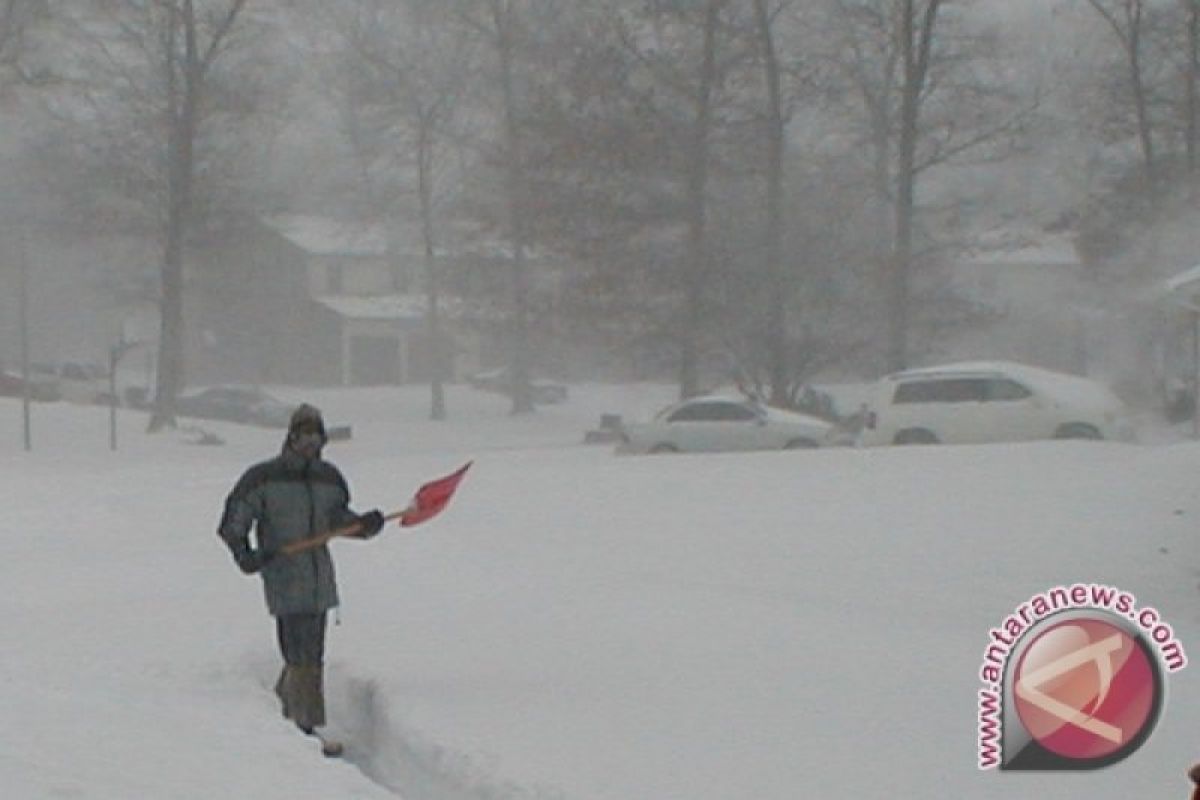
[276,613,326,666]
[273,613,327,731]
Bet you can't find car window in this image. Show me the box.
[713,402,759,421]
[667,401,758,422]
[667,403,707,422]
[984,378,1032,402]
[893,378,986,404]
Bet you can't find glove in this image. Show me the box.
[235,547,275,575]
[357,510,385,539]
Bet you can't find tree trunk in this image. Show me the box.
[150,3,198,432]
[147,0,247,431]
[417,120,447,421]
[871,110,892,358]
[754,0,788,408]
[679,0,721,400]
[888,0,939,373]
[1187,1,1198,177]
[1126,2,1155,190]
[494,0,534,415]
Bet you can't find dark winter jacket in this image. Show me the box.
[218,445,360,616]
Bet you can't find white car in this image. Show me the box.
[617,396,834,454]
[858,361,1135,446]
[467,367,569,404]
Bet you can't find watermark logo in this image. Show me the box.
[977,584,1186,771]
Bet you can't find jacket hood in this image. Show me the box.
[283,402,328,456]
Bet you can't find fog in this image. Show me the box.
[0,0,1197,420]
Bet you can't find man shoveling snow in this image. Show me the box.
[217,403,384,757]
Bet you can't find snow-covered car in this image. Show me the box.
[175,385,353,439]
[176,386,296,428]
[175,386,278,429]
[859,361,1135,446]
[617,396,834,454]
[467,367,568,404]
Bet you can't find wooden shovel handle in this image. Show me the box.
[278,510,406,557]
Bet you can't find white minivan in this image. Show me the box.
[859,361,1135,446]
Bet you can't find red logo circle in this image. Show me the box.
[1013,617,1157,761]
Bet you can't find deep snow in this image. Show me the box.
[3,384,1200,799]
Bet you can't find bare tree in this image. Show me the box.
[0,1,48,87]
[753,0,787,405]
[332,0,477,421]
[818,0,1033,371]
[452,0,548,414]
[53,1,253,430]
[680,1,723,399]
[154,1,249,430]
[609,0,743,398]
[888,0,939,372]
[1184,0,1199,173]
[1086,0,1157,190]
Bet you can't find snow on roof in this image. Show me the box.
[963,231,1080,267]
[887,360,1017,380]
[315,294,433,321]
[891,359,1089,379]
[263,214,395,257]
[263,214,533,262]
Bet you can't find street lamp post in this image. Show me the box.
[109,337,140,451]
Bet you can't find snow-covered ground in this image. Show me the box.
[3,383,1200,799]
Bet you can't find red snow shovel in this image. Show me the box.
[280,462,472,557]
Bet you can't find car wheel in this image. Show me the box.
[784,437,819,449]
[1054,423,1102,440]
[649,443,679,454]
[894,428,939,445]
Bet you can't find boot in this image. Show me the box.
[277,664,326,731]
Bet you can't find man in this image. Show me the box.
[218,403,383,752]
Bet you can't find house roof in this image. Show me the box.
[263,214,395,257]
[263,213,545,262]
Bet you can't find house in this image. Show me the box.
[953,230,1084,315]
[186,214,469,387]
[944,230,1096,374]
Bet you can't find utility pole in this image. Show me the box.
[1193,310,1199,440]
[18,231,30,451]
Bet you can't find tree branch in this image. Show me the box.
[199,0,248,73]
